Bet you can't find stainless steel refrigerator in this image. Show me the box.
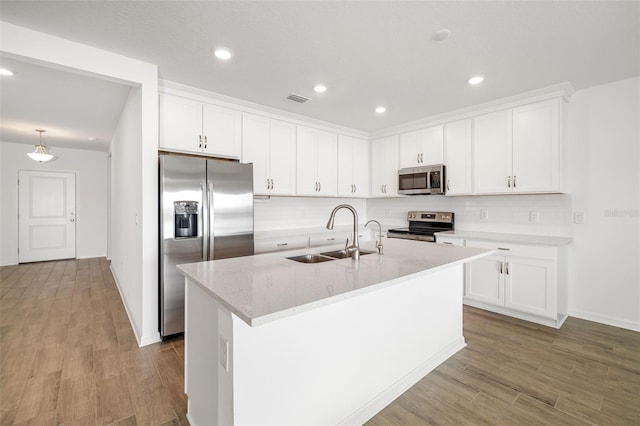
[159,153,254,338]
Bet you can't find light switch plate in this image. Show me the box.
[573,212,585,225]
[481,210,489,221]
[529,211,540,223]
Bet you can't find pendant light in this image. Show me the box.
[27,129,55,162]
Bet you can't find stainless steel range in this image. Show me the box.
[387,211,454,242]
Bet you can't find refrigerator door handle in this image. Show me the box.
[201,181,208,261]
[207,181,214,260]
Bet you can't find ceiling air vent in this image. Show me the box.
[287,93,311,104]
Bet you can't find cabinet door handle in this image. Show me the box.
[447,179,450,191]
[421,153,424,163]
[417,153,420,163]
[354,184,357,193]
[499,262,504,274]
[204,135,208,149]
[507,176,511,188]
[199,135,202,148]
[506,262,510,275]
[318,181,321,192]
[513,176,517,188]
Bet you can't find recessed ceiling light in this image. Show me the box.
[432,29,452,42]
[0,68,15,76]
[214,48,233,60]
[313,84,327,93]
[468,76,484,85]
[375,106,387,114]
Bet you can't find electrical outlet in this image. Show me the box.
[529,211,540,223]
[573,212,585,225]
[481,210,489,221]
[220,338,229,371]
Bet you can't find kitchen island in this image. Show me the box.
[177,238,491,426]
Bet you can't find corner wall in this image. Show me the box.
[0,142,108,265]
[565,76,640,331]
[0,22,159,345]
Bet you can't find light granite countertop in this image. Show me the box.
[435,230,572,247]
[177,238,491,327]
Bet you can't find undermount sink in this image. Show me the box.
[287,249,376,263]
[320,249,376,259]
[287,254,335,264]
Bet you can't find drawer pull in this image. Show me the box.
[442,242,453,245]
[497,247,511,251]
[327,237,335,241]
[277,243,288,247]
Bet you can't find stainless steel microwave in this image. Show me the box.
[398,164,446,195]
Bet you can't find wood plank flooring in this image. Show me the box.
[1,258,639,425]
[0,258,185,425]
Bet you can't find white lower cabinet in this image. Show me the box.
[464,239,565,327]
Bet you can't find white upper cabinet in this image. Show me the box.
[159,93,241,159]
[473,109,513,194]
[399,125,444,168]
[296,126,338,196]
[512,98,561,193]
[337,136,370,197]
[242,114,296,195]
[444,119,472,195]
[473,98,562,195]
[370,135,399,197]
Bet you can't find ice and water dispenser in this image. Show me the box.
[174,201,198,238]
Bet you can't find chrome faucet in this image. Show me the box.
[326,204,360,260]
[365,219,384,254]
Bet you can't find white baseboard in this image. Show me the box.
[568,309,640,332]
[109,264,161,347]
[337,337,467,426]
[464,299,563,328]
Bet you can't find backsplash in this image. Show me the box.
[254,194,572,237]
[254,196,367,231]
[367,194,573,237]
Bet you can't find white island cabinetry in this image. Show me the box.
[178,239,491,425]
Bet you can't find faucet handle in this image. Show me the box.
[344,237,350,251]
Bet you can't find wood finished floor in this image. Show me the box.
[1,258,639,425]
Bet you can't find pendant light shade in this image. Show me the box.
[27,129,54,162]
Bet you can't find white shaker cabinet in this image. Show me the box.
[512,99,561,193]
[296,126,338,196]
[242,114,296,195]
[472,109,513,194]
[159,93,241,159]
[337,135,370,197]
[444,119,473,195]
[370,135,399,197]
[399,125,444,168]
[473,98,562,195]
[465,240,561,325]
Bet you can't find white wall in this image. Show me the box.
[0,22,159,346]
[109,87,145,342]
[0,142,108,265]
[566,76,640,331]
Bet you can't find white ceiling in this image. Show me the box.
[0,1,639,144]
[0,56,132,152]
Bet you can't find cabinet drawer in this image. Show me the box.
[465,240,556,260]
[309,232,349,247]
[255,235,308,253]
[436,236,464,246]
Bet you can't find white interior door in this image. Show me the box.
[18,170,76,263]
